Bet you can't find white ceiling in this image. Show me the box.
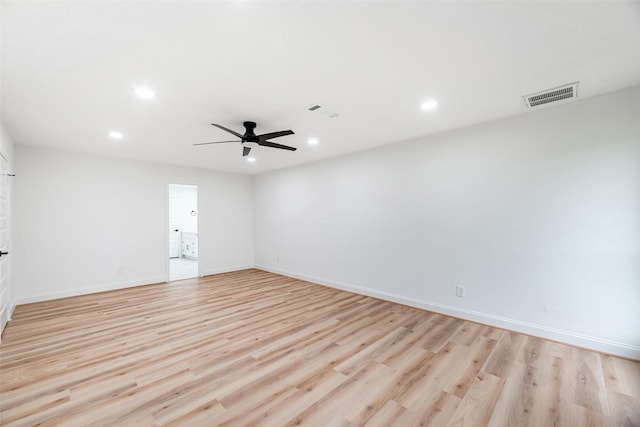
[2,1,640,175]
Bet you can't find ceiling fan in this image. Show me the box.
[194,121,296,157]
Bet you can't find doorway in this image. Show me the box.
[168,184,198,281]
[0,152,11,336]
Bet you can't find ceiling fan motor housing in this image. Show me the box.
[243,121,258,142]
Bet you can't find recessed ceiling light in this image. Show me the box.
[134,86,155,99]
[307,138,319,145]
[420,100,438,111]
[108,131,124,140]
[246,157,256,163]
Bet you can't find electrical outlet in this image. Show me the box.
[456,286,465,297]
[118,266,124,275]
[276,256,280,264]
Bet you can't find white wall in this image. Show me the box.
[13,146,253,303]
[254,86,640,359]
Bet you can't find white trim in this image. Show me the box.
[202,265,256,277]
[14,265,255,306]
[12,263,639,359]
[8,300,16,320]
[15,276,167,305]
[256,265,640,360]
[1,301,18,343]
[164,181,170,282]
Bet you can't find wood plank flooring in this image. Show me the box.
[1,269,638,426]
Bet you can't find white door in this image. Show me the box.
[0,153,11,337]
[169,195,181,258]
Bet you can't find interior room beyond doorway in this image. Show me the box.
[169,184,198,281]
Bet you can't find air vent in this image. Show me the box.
[307,103,340,118]
[523,82,579,109]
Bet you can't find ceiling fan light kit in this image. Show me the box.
[194,121,296,157]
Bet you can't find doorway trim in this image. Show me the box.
[0,149,14,339]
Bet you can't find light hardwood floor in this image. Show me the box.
[1,269,638,426]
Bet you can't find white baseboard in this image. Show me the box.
[202,265,256,277]
[15,276,167,305]
[256,265,640,360]
[0,300,16,343]
[8,299,16,320]
[12,265,639,359]
[14,265,257,306]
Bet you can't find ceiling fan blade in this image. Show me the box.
[193,140,239,146]
[212,123,244,139]
[258,141,297,151]
[258,130,294,141]
[243,146,252,157]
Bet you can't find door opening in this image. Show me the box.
[168,184,198,281]
[0,152,11,337]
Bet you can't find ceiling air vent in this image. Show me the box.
[523,81,579,109]
[307,103,340,118]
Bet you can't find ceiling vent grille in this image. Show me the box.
[523,82,579,109]
[306,103,340,118]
